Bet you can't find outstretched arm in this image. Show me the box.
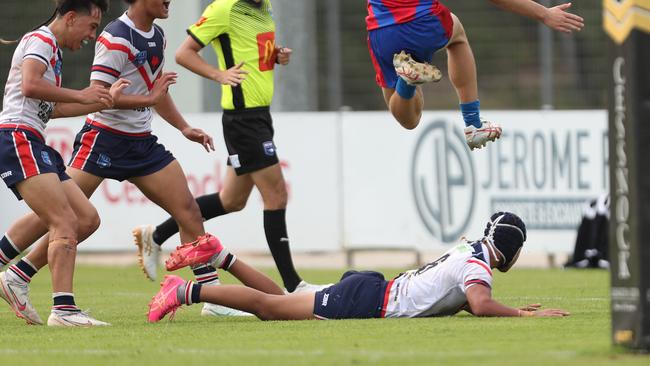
[465,284,570,317]
[489,0,584,33]
[154,93,214,152]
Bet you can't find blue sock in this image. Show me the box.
[395,78,416,99]
[460,100,481,128]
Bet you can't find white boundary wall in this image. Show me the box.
[0,110,607,254]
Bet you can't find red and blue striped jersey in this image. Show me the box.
[366,0,444,30]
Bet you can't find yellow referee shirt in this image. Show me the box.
[187,0,276,110]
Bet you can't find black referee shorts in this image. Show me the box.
[222,107,279,176]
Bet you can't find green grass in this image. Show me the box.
[0,265,647,366]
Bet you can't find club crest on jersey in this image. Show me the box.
[54,60,62,76]
[262,141,276,156]
[97,153,112,168]
[133,51,148,66]
[40,151,52,166]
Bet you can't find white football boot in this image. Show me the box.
[201,302,254,317]
[47,310,111,327]
[393,51,442,85]
[0,271,43,325]
[199,279,253,317]
[464,120,502,150]
[133,225,160,281]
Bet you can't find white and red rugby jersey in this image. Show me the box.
[383,241,494,318]
[87,12,166,134]
[0,26,63,137]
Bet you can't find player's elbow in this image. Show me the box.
[467,299,491,317]
[21,80,38,99]
[175,48,191,68]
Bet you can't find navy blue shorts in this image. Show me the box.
[313,270,389,320]
[68,120,175,181]
[0,125,70,200]
[367,9,453,88]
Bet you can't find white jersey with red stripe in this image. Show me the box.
[87,12,166,134]
[0,26,63,137]
[384,241,493,318]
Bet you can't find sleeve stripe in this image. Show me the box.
[91,65,120,77]
[464,279,491,289]
[186,29,206,48]
[24,33,57,53]
[23,53,49,65]
[466,259,493,276]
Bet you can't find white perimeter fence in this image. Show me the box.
[0,111,608,259]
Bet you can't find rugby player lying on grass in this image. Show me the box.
[148,212,570,322]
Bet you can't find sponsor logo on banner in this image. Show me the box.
[612,57,631,280]
[411,118,608,243]
[604,0,650,44]
[411,121,475,243]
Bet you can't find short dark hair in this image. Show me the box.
[56,0,110,15]
[1,0,110,45]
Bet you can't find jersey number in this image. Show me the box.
[414,253,450,276]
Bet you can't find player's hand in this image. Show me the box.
[533,308,570,317]
[518,303,542,312]
[542,3,584,33]
[276,47,292,65]
[77,85,113,106]
[214,62,248,87]
[150,72,178,105]
[106,78,131,108]
[182,127,215,152]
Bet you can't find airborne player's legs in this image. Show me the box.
[366,1,501,150]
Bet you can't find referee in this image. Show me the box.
[133,0,327,307]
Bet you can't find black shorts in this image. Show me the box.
[313,271,389,320]
[222,107,279,176]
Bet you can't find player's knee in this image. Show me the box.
[50,214,79,240]
[78,210,100,238]
[254,297,280,321]
[221,196,247,213]
[398,117,421,130]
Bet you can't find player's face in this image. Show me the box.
[144,0,172,19]
[66,7,102,51]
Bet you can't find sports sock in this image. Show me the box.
[177,281,202,305]
[7,258,38,284]
[192,264,220,285]
[263,209,302,292]
[152,193,227,245]
[210,247,237,271]
[52,292,79,312]
[0,234,20,267]
[460,100,481,128]
[395,77,416,99]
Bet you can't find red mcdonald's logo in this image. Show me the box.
[256,32,276,71]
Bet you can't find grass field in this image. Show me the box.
[0,265,647,366]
